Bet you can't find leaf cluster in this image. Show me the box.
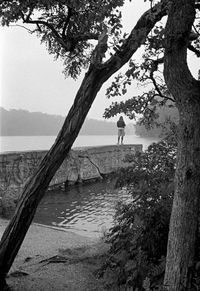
[135,101,179,138]
[103,9,200,125]
[0,0,125,78]
[103,22,172,122]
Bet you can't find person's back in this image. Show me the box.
[117,119,126,128]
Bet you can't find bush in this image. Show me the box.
[99,138,177,290]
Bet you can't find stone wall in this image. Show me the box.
[0,144,142,216]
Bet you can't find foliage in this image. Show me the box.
[99,138,177,290]
[2,0,198,117]
[103,23,174,123]
[1,1,200,289]
[134,102,179,138]
[1,0,200,113]
[103,3,200,125]
[0,0,125,78]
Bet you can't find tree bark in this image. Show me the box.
[163,1,200,290]
[0,0,168,285]
[0,66,104,282]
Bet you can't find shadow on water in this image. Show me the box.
[34,178,132,238]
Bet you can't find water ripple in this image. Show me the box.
[34,179,132,237]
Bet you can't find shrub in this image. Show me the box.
[99,138,177,290]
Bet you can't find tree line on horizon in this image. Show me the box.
[0,107,135,136]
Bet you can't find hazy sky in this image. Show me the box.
[0,1,199,121]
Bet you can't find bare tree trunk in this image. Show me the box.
[0,1,168,285]
[163,0,200,290]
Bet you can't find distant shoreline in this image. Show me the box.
[0,133,136,137]
[0,107,136,136]
[0,135,157,153]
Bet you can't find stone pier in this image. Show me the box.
[0,144,142,216]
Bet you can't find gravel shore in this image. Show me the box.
[0,218,108,291]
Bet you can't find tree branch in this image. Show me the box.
[21,9,99,53]
[147,57,175,102]
[26,6,35,21]
[62,6,73,38]
[21,16,76,52]
[101,0,168,71]
[192,24,200,36]
[149,58,164,94]
[188,43,200,57]
[9,24,34,34]
[195,3,200,9]
[23,18,62,40]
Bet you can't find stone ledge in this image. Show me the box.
[0,144,142,216]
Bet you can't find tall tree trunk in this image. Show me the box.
[0,1,168,285]
[163,0,200,290]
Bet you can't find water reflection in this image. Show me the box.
[34,179,132,238]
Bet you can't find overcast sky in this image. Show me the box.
[0,1,199,121]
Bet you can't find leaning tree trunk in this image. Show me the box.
[163,0,200,290]
[0,0,168,286]
[0,65,106,283]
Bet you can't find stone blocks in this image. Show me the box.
[0,144,142,215]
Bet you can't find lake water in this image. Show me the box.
[0,135,157,153]
[1,135,157,238]
[34,179,131,238]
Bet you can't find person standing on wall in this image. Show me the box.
[117,116,126,145]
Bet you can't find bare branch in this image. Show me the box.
[36,23,42,33]
[192,25,200,36]
[26,6,35,21]
[147,57,175,102]
[9,24,34,34]
[62,6,73,38]
[23,18,62,40]
[149,57,164,95]
[155,93,175,102]
[188,43,200,57]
